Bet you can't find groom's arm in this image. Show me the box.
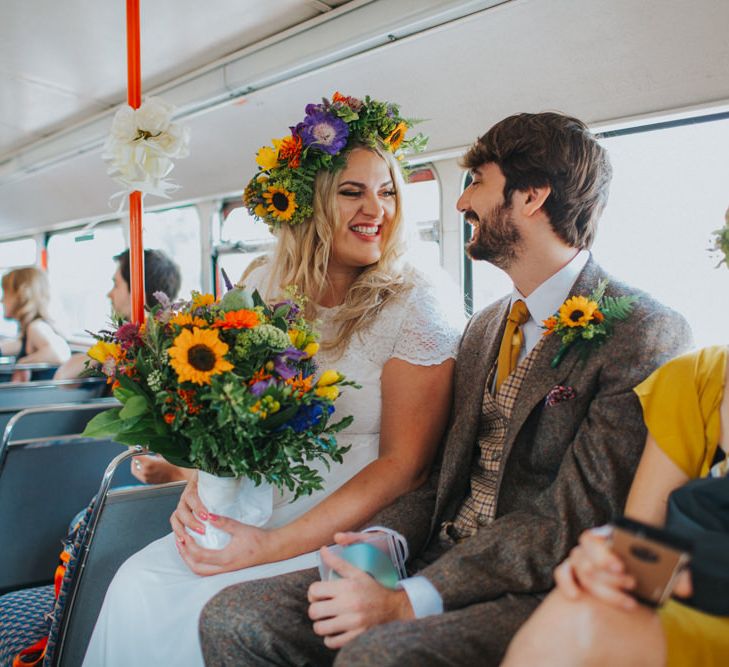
[417,305,692,611]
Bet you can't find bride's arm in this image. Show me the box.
[173,356,454,575]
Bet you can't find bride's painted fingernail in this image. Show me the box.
[198,511,208,520]
[209,513,219,522]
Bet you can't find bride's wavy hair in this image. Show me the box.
[1,267,52,334]
[260,143,414,352]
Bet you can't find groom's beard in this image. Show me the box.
[465,202,523,270]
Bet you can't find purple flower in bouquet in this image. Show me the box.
[250,377,275,396]
[272,299,301,323]
[298,111,349,154]
[273,347,308,379]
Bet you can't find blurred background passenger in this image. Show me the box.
[54,247,185,484]
[0,267,70,382]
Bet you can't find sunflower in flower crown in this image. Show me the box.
[243,92,427,229]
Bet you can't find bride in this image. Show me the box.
[83,93,462,666]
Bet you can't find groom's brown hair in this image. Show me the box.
[462,112,612,250]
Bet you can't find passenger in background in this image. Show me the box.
[82,92,461,667]
[0,266,70,382]
[503,260,729,666]
[54,247,185,484]
[198,112,692,667]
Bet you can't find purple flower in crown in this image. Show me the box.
[545,384,577,407]
[298,110,349,155]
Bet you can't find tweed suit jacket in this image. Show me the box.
[369,257,692,612]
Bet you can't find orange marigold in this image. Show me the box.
[164,412,176,424]
[542,315,558,335]
[285,372,314,397]
[249,367,273,386]
[277,134,303,168]
[212,309,260,330]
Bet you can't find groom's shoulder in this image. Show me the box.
[589,267,693,365]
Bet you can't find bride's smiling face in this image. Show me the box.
[329,148,397,273]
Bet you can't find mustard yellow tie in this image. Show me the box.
[495,299,530,391]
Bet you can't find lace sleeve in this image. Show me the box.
[390,272,463,366]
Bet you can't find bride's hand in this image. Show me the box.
[174,516,277,576]
[170,473,208,540]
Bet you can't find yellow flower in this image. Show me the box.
[304,342,319,358]
[88,340,122,364]
[255,145,279,170]
[254,204,268,219]
[288,329,301,346]
[317,369,341,387]
[263,186,297,222]
[315,385,339,401]
[384,122,408,151]
[191,293,216,309]
[170,313,208,328]
[559,296,599,328]
[168,327,233,385]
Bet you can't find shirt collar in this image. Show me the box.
[511,249,590,325]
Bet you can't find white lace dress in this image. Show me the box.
[82,266,462,667]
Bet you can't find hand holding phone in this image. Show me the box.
[610,516,692,607]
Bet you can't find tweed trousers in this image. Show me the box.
[199,568,540,666]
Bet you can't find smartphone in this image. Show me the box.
[318,532,405,589]
[610,516,692,606]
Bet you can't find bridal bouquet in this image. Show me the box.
[82,284,356,501]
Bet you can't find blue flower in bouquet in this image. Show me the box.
[288,403,335,433]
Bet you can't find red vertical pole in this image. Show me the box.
[127,0,145,324]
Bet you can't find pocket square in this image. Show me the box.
[545,384,576,406]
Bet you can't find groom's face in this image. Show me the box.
[458,162,523,269]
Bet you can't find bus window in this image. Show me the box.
[401,166,442,274]
[594,116,729,348]
[46,224,125,340]
[142,206,202,296]
[217,203,276,286]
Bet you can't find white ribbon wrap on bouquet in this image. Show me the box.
[190,471,274,549]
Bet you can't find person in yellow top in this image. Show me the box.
[502,344,729,667]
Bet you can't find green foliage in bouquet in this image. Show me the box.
[82,285,357,499]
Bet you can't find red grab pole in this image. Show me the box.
[126,0,145,324]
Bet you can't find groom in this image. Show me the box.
[198,112,692,665]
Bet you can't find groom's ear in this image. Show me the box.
[521,185,551,218]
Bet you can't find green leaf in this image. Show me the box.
[81,408,124,438]
[119,395,149,420]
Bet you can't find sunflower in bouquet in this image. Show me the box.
[82,283,357,499]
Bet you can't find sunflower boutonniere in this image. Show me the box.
[542,279,638,368]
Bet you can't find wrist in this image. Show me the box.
[393,588,415,622]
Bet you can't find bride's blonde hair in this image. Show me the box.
[259,144,414,351]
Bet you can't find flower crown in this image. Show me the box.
[243,92,427,228]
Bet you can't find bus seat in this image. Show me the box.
[0,398,118,449]
[0,377,108,434]
[52,450,184,667]
[0,427,135,593]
